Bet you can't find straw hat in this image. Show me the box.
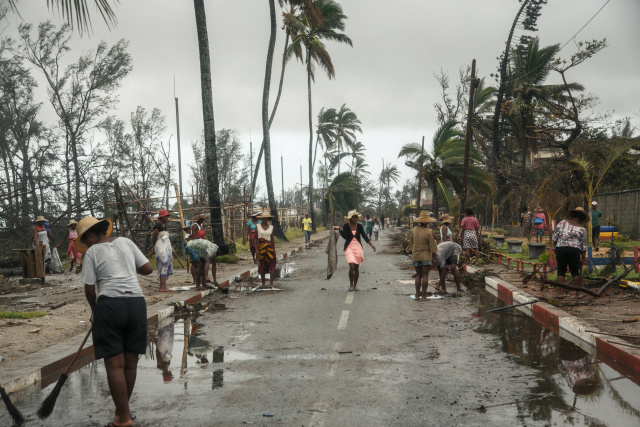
[566,207,590,223]
[536,207,544,212]
[249,211,261,218]
[67,219,77,227]
[75,217,113,253]
[439,214,453,224]
[192,213,207,221]
[413,211,437,224]
[343,209,362,222]
[33,215,47,223]
[257,211,274,219]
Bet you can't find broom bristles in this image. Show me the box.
[36,373,68,419]
[1,386,25,425]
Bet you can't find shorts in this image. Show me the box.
[555,246,582,277]
[445,254,458,266]
[413,260,433,267]
[92,297,147,360]
[534,229,545,237]
[186,245,201,262]
[592,226,600,240]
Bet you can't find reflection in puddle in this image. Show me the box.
[474,289,640,426]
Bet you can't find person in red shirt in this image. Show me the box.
[457,208,480,265]
[533,207,547,243]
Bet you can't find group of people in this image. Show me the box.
[363,215,383,241]
[520,206,549,243]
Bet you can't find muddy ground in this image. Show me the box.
[0,230,330,363]
[474,263,640,345]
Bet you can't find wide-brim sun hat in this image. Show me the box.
[591,201,598,205]
[75,217,113,253]
[343,209,362,222]
[250,211,262,218]
[566,207,590,223]
[413,211,437,224]
[192,213,207,221]
[439,214,453,224]
[536,207,544,212]
[33,215,47,223]
[67,219,77,227]
[257,211,274,219]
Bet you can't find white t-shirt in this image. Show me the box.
[257,224,273,240]
[81,237,149,298]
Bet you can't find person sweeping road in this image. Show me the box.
[77,216,152,427]
[435,241,463,294]
[334,209,376,291]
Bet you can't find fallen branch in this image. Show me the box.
[596,256,640,296]
[580,317,639,323]
[538,278,598,297]
[584,330,640,340]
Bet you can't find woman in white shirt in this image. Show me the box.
[77,216,152,427]
[254,212,276,288]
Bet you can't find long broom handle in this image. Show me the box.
[63,327,93,376]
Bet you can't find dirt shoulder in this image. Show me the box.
[0,229,330,363]
[475,263,640,345]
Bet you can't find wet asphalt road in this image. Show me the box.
[4,229,640,426]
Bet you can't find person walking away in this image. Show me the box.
[246,212,261,263]
[458,208,480,265]
[364,215,374,240]
[373,218,380,241]
[76,216,152,427]
[435,241,462,294]
[32,215,54,263]
[552,207,589,297]
[56,219,82,273]
[151,209,173,292]
[590,201,602,251]
[333,210,376,291]
[302,213,312,243]
[439,214,454,242]
[380,214,385,230]
[189,214,207,240]
[255,212,277,288]
[409,212,437,300]
[533,207,547,243]
[520,207,533,241]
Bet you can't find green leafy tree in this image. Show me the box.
[324,172,361,225]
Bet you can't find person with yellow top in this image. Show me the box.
[302,213,312,243]
[409,211,438,301]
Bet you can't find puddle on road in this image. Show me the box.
[473,289,640,426]
[259,262,297,280]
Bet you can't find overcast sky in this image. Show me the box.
[4,0,639,201]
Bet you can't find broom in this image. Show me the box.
[1,385,25,425]
[37,327,92,419]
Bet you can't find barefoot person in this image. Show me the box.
[435,241,463,294]
[185,239,229,290]
[151,209,173,292]
[409,211,437,300]
[552,207,589,296]
[458,208,480,265]
[77,216,152,427]
[56,219,82,273]
[255,212,277,289]
[333,209,376,291]
[246,212,261,263]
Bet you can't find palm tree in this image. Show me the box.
[324,172,362,225]
[314,106,337,169]
[506,38,584,166]
[333,104,362,174]
[378,162,400,217]
[398,119,493,215]
[287,0,353,232]
[193,0,225,246]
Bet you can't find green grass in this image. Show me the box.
[217,254,239,264]
[0,311,47,319]
[235,226,328,249]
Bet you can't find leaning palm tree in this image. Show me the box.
[314,106,337,168]
[287,0,353,232]
[333,104,362,174]
[398,119,493,215]
[378,162,400,217]
[324,172,362,225]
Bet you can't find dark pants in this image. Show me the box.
[555,247,582,277]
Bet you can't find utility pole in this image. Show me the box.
[281,153,284,207]
[299,163,304,212]
[249,136,253,199]
[460,59,478,219]
[174,77,184,261]
[416,135,424,216]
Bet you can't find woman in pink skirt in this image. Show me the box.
[334,210,376,291]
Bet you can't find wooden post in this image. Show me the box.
[114,182,125,239]
[173,183,189,272]
[635,246,639,275]
[460,59,477,218]
[34,243,45,279]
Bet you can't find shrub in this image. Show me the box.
[217,254,239,264]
